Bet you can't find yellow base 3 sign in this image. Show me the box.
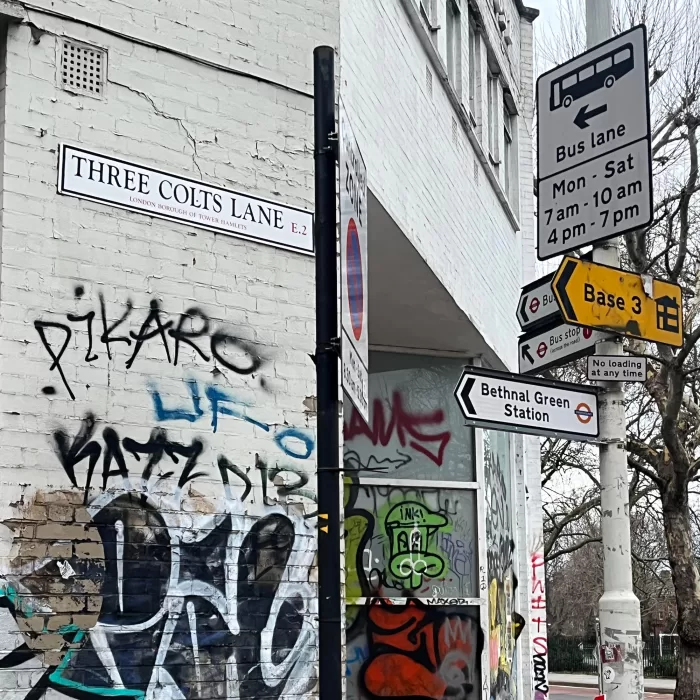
[552,256,683,347]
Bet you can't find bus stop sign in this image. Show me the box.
[536,25,652,260]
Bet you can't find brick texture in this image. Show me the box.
[0,1,337,696]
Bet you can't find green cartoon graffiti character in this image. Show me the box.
[385,501,448,590]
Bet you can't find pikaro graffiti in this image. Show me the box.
[0,284,317,700]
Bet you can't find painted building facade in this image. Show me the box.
[339,1,544,700]
[0,1,543,700]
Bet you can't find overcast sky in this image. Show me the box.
[529,0,561,53]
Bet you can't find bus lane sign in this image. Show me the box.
[536,25,652,259]
[454,367,599,442]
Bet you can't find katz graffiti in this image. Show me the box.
[4,275,318,700]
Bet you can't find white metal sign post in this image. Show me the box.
[454,367,599,441]
[339,100,369,422]
[536,25,652,260]
[519,322,603,375]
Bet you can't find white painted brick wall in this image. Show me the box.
[340,0,535,369]
[0,1,337,697]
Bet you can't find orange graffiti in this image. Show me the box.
[361,599,481,700]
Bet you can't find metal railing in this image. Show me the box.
[548,636,677,678]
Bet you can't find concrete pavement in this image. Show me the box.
[550,672,676,694]
[550,685,672,700]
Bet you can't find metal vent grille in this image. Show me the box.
[425,66,433,97]
[452,117,459,144]
[61,40,105,96]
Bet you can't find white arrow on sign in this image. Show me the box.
[516,273,560,331]
[519,322,603,375]
[454,366,599,441]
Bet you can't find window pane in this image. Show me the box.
[346,602,482,700]
[579,65,595,80]
[446,1,455,83]
[468,22,476,111]
[488,76,496,154]
[345,483,478,598]
[504,130,511,197]
[615,47,631,63]
[344,352,476,481]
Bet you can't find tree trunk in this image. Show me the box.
[661,485,700,700]
[676,641,700,700]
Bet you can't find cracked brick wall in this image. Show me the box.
[0,1,337,697]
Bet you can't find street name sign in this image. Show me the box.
[519,321,603,375]
[517,273,560,331]
[536,25,652,260]
[339,100,369,422]
[454,367,599,441]
[552,256,683,347]
[587,355,647,382]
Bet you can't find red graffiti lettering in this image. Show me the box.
[531,552,545,573]
[533,637,548,655]
[345,392,451,466]
[532,617,546,633]
[531,595,546,610]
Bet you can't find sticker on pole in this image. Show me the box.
[340,99,369,422]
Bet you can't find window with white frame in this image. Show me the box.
[504,105,514,201]
[487,71,499,161]
[446,0,461,93]
[468,17,477,117]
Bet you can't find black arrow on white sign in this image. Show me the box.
[574,103,608,129]
[521,343,534,365]
[519,294,530,324]
[461,377,476,414]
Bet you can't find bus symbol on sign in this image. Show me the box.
[550,43,634,111]
[536,25,652,260]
